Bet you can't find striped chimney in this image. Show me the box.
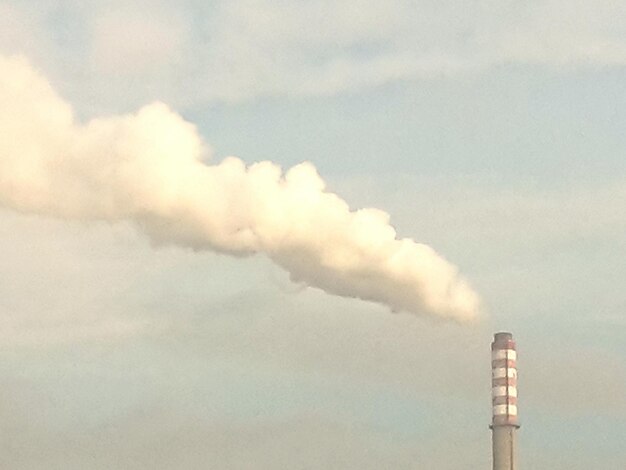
[490,332,519,470]
[491,332,519,427]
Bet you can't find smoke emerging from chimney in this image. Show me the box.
[0,55,482,321]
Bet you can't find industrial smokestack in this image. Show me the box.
[491,332,519,470]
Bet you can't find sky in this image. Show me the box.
[0,1,625,469]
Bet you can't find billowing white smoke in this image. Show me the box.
[0,55,481,321]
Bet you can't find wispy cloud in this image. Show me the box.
[3,0,626,108]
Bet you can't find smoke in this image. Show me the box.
[0,54,481,321]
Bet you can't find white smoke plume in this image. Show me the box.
[0,54,481,321]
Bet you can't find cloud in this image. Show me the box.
[186,0,626,102]
[89,5,188,76]
[3,1,626,107]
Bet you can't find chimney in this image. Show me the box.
[490,332,519,470]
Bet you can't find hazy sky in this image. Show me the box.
[0,1,625,469]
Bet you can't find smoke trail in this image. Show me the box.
[0,55,481,321]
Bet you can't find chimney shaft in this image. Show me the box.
[491,332,519,470]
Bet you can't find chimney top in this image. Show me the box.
[494,332,513,341]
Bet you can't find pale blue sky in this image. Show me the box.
[0,1,625,469]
